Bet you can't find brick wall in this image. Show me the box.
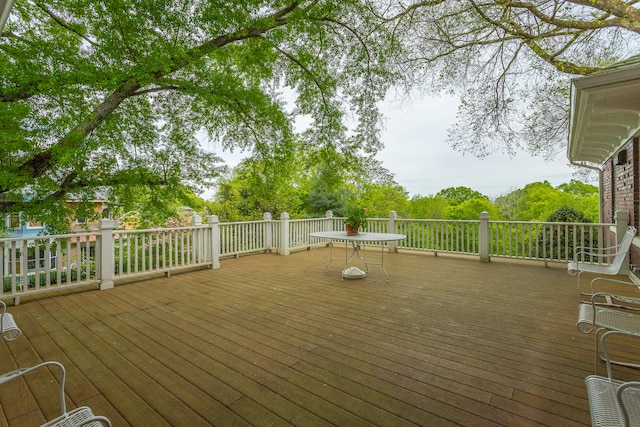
[601,138,638,225]
[601,137,640,268]
[602,159,614,224]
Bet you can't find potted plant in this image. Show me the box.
[344,207,368,235]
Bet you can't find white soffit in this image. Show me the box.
[568,59,640,165]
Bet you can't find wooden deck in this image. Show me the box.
[1,247,639,426]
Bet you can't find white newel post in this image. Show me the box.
[264,212,273,253]
[615,210,630,274]
[99,218,115,290]
[208,215,220,269]
[325,210,333,231]
[280,212,290,256]
[192,214,202,264]
[479,211,490,263]
[388,211,398,253]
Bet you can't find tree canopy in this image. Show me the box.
[406,181,598,222]
[1,0,398,231]
[387,0,640,159]
[436,186,487,206]
[1,0,627,230]
[211,138,409,220]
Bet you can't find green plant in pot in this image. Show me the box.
[345,207,368,235]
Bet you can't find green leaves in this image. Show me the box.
[384,0,638,159]
[1,0,398,229]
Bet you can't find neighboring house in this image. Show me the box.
[1,197,112,277]
[2,212,52,276]
[568,55,640,269]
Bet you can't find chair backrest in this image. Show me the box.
[0,361,112,426]
[610,226,637,271]
[621,226,637,251]
[619,381,640,427]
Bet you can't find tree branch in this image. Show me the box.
[3,1,303,194]
[34,1,97,46]
[499,0,640,33]
[272,44,330,108]
[470,0,602,74]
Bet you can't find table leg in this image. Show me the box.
[380,244,388,282]
[351,242,369,272]
[324,241,334,271]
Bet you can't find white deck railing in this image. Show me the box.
[0,210,628,303]
[396,219,480,255]
[114,225,212,279]
[0,232,100,300]
[219,220,269,256]
[489,221,614,262]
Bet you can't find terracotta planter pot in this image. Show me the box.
[345,224,360,236]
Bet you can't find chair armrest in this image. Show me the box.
[592,292,640,311]
[590,278,640,302]
[575,243,621,255]
[575,248,627,262]
[0,361,67,417]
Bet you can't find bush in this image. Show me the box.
[2,261,96,292]
[537,207,595,260]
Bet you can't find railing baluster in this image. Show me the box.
[0,217,620,299]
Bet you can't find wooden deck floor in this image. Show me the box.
[1,247,639,426]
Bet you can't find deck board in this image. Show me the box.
[1,247,640,426]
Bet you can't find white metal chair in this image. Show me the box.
[0,361,111,426]
[568,226,637,300]
[577,292,640,371]
[586,330,640,427]
[0,300,21,341]
[585,376,640,426]
[587,277,640,309]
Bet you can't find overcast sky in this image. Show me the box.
[375,93,580,199]
[216,93,582,200]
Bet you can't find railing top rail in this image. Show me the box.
[220,220,265,226]
[115,225,211,234]
[398,218,479,224]
[0,232,97,243]
[488,220,614,226]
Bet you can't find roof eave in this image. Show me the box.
[568,61,640,165]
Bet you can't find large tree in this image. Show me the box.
[436,186,487,206]
[0,0,396,231]
[387,0,640,159]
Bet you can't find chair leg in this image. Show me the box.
[578,272,592,301]
[595,327,602,374]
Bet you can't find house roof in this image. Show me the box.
[568,55,640,165]
[0,0,14,33]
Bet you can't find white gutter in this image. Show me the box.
[0,0,15,33]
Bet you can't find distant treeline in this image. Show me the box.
[406,180,598,222]
[202,177,598,224]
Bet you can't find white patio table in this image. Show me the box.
[309,231,406,281]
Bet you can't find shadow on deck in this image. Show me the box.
[1,247,639,426]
